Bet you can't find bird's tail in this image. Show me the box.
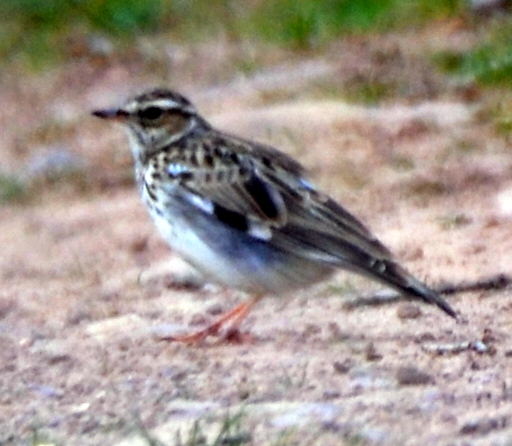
[362,259,457,318]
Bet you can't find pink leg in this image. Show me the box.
[164,295,262,344]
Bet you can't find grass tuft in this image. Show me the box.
[437,213,472,230]
[434,18,512,87]
[249,0,465,49]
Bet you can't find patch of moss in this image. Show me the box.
[0,174,27,205]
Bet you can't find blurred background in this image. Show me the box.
[2,0,512,68]
[2,2,512,445]
[1,0,512,197]
[1,0,512,202]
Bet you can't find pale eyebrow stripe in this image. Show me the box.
[145,99,181,109]
[136,99,196,115]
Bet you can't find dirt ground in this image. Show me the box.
[1,25,512,445]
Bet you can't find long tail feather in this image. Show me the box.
[367,259,457,318]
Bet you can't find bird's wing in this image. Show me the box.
[156,133,390,258]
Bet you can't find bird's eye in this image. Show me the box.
[138,106,163,120]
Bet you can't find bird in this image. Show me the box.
[92,88,457,343]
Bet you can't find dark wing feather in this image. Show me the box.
[160,136,288,232]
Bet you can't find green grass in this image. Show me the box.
[434,18,512,86]
[1,0,467,69]
[343,78,398,105]
[0,174,27,205]
[27,427,60,446]
[460,46,512,86]
[249,0,464,49]
[250,0,394,49]
[0,0,166,67]
[1,0,165,36]
[495,112,512,136]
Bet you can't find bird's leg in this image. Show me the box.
[165,295,263,344]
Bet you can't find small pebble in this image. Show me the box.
[396,366,433,386]
[327,322,351,341]
[129,236,148,253]
[460,415,509,435]
[28,384,64,399]
[333,359,354,374]
[303,323,322,336]
[33,340,73,365]
[323,389,341,400]
[365,342,383,361]
[206,303,224,316]
[396,303,422,319]
[471,340,490,354]
[482,327,497,344]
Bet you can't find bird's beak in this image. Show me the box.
[91,108,130,121]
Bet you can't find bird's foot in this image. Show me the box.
[161,296,261,345]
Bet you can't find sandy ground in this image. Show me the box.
[1,28,512,445]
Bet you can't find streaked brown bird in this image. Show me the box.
[93,88,456,342]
